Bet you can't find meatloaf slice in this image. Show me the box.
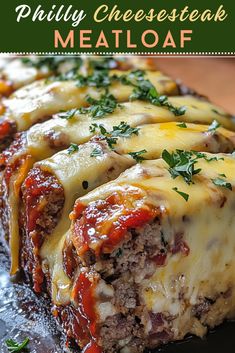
[62,154,235,352]
[20,140,134,292]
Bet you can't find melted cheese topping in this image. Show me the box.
[26,96,234,160]
[36,124,234,250]
[37,122,235,206]
[169,96,232,128]
[116,122,235,157]
[79,154,235,208]
[2,70,177,131]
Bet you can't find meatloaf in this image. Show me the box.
[0,56,235,353]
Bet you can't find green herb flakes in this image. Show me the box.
[115,70,186,116]
[90,147,103,157]
[58,108,78,120]
[128,149,147,163]
[212,178,232,190]
[79,93,119,119]
[89,122,140,150]
[172,187,189,201]
[67,143,79,154]
[5,337,29,353]
[162,149,201,185]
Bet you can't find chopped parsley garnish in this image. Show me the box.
[5,337,29,352]
[207,120,221,133]
[152,95,186,116]
[58,68,113,88]
[115,70,186,116]
[58,108,78,120]
[78,92,119,119]
[162,149,201,185]
[117,69,146,87]
[163,149,231,192]
[111,121,139,138]
[76,70,112,88]
[90,147,103,157]
[177,122,187,128]
[57,57,119,84]
[172,187,189,201]
[212,177,232,190]
[89,124,117,149]
[163,149,232,193]
[192,151,224,162]
[67,143,79,154]
[89,122,140,149]
[128,149,147,163]
[58,92,119,120]
[89,123,99,133]
[89,124,113,147]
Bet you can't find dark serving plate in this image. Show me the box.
[0,248,234,353]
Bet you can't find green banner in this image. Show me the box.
[0,0,234,55]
